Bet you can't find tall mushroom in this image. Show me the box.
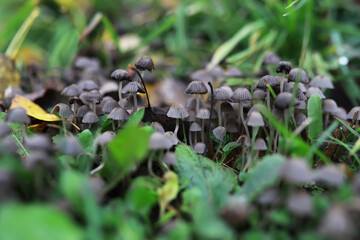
[276,61,292,92]
[213,88,230,126]
[196,108,211,143]
[110,69,131,107]
[167,104,189,138]
[231,88,252,137]
[184,81,208,114]
[122,82,145,114]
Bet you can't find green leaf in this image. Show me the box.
[241,154,285,201]
[307,95,323,145]
[77,129,93,152]
[208,20,264,69]
[106,125,152,180]
[123,107,145,128]
[174,144,237,209]
[223,142,240,153]
[0,203,83,240]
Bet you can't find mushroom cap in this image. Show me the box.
[82,111,99,124]
[163,131,179,146]
[246,111,264,127]
[213,126,226,141]
[284,81,307,93]
[295,113,307,125]
[78,79,99,91]
[294,101,306,110]
[108,107,130,121]
[194,142,206,154]
[226,121,238,133]
[314,165,345,187]
[6,107,30,124]
[77,105,90,118]
[122,82,145,94]
[0,137,18,154]
[322,99,338,114]
[286,191,313,217]
[184,110,196,122]
[111,69,131,81]
[319,205,354,239]
[51,103,74,119]
[134,56,155,72]
[225,66,243,78]
[185,81,208,94]
[186,96,205,111]
[0,122,12,137]
[231,88,251,102]
[256,75,278,89]
[213,88,230,101]
[61,84,82,97]
[190,69,214,82]
[254,138,267,151]
[123,94,146,108]
[150,122,165,134]
[333,107,347,119]
[347,107,360,120]
[288,68,309,83]
[79,91,101,104]
[25,134,52,152]
[99,81,119,96]
[310,75,334,89]
[149,132,172,150]
[257,188,280,206]
[252,89,266,101]
[196,108,211,119]
[262,52,280,65]
[220,86,234,96]
[167,104,189,119]
[274,92,294,110]
[102,100,120,114]
[96,131,115,146]
[278,158,313,184]
[295,90,307,102]
[162,152,177,166]
[306,87,326,99]
[56,136,83,156]
[276,61,292,74]
[190,122,202,132]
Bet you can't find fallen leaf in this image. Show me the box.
[10,94,61,121]
[0,54,21,99]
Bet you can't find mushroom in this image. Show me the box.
[288,68,309,84]
[102,99,120,114]
[286,191,313,218]
[231,88,251,137]
[246,111,265,162]
[278,158,313,184]
[322,99,338,128]
[255,75,278,110]
[347,106,360,128]
[184,81,208,113]
[167,104,189,138]
[213,88,231,126]
[51,103,74,135]
[82,111,99,129]
[56,135,83,156]
[309,75,334,89]
[150,122,165,134]
[189,122,201,147]
[276,61,292,92]
[122,82,145,113]
[110,69,131,107]
[107,107,130,130]
[194,142,206,155]
[212,126,226,161]
[306,86,325,99]
[78,79,99,91]
[6,107,30,137]
[0,122,12,138]
[196,108,211,142]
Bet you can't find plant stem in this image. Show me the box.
[133,68,152,120]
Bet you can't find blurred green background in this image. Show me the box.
[1,0,360,106]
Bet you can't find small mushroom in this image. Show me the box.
[108,107,130,130]
[110,69,131,107]
[185,81,208,113]
[231,88,251,137]
[189,122,201,147]
[167,104,189,138]
[212,126,226,161]
[276,61,292,92]
[196,108,211,142]
[194,142,206,155]
[310,75,334,89]
[288,68,309,84]
[122,82,145,113]
[82,111,99,129]
[213,88,231,126]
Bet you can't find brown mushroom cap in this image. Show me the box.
[61,84,82,97]
[276,61,292,74]
[51,103,74,119]
[213,88,230,101]
[213,126,226,141]
[295,113,307,125]
[236,135,251,148]
[306,87,325,99]
[134,56,155,72]
[254,138,267,151]
[96,131,115,146]
[256,75,278,89]
[122,82,145,94]
[82,111,99,124]
[252,89,266,101]
[0,122,12,137]
[185,81,208,94]
[246,111,265,127]
[167,104,189,119]
[108,107,130,121]
[111,69,131,81]
[288,68,309,84]
[102,100,120,114]
[310,75,334,89]
[231,88,252,102]
[77,105,90,118]
[78,79,99,91]
[6,107,30,124]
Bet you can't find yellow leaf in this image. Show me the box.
[10,94,61,121]
[0,54,21,99]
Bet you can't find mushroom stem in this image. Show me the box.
[212,140,223,161]
[93,102,96,115]
[218,102,222,126]
[118,81,123,107]
[201,119,205,142]
[182,119,187,144]
[189,130,193,147]
[133,68,152,117]
[239,102,250,138]
[112,121,115,131]
[250,126,259,166]
[280,71,285,92]
[132,94,138,113]
[196,95,200,114]
[174,118,179,136]
[194,132,198,145]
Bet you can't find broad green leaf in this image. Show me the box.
[123,107,145,128]
[241,154,285,201]
[77,129,93,152]
[174,144,237,209]
[208,21,264,69]
[223,142,240,153]
[307,95,323,145]
[0,203,83,240]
